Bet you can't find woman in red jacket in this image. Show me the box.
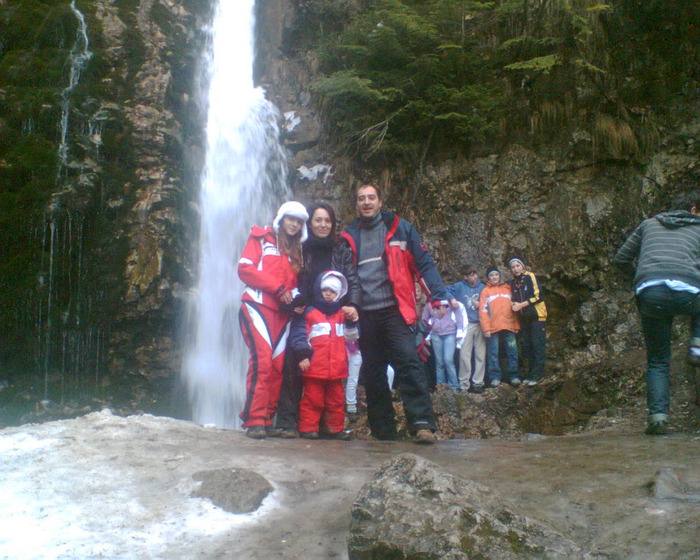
[237,201,308,438]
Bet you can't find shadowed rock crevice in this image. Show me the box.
[429,346,699,439]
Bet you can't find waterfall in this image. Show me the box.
[182,0,290,428]
[57,0,92,178]
[35,0,101,404]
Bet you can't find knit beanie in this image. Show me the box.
[320,275,343,300]
[273,201,309,242]
[486,266,500,277]
[508,257,525,268]
[318,270,348,303]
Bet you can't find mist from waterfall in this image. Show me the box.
[182,0,289,428]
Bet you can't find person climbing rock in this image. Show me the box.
[613,191,700,435]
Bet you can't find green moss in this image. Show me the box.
[0,134,57,192]
[113,0,140,19]
[1,1,71,50]
[310,0,698,168]
[121,22,146,84]
[459,535,488,560]
[506,530,525,553]
[150,2,173,36]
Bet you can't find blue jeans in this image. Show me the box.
[486,330,520,382]
[637,285,700,418]
[432,333,459,389]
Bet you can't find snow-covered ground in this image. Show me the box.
[1,410,698,560]
[0,411,276,559]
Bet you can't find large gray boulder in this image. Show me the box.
[348,453,585,560]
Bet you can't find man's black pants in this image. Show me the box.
[359,305,436,439]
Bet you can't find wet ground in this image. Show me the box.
[1,411,697,559]
[227,428,700,560]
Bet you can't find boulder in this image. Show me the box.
[192,467,273,514]
[349,453,585,560]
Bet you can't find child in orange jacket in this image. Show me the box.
[479,266,521,387]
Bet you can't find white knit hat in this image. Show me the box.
[319,271,348,302]
[321,275,343,297]
[273,201,309,242]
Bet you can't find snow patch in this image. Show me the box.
[0,414,275,559]
[284,111,301,132]
[297,164,334,183]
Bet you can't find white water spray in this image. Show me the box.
[37,0,94,401]
[57,0,92,176]
[182,0,289,428]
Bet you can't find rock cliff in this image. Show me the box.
[0,0,213,415]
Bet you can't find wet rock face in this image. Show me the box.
[349,453,586,560]
[192,467,274,514]
[259,3,699,382]
[0,0,212,411]
[98,0,213,384]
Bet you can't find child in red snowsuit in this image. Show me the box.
[238,201,308,439]
[289,270,357,439]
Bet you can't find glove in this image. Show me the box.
[417,340,431,362]
[345,325,359,342]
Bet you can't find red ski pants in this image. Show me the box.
[238,301,290,428]
[298,377,346,434]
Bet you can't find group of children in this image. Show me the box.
[290,259,548,439]
[421,258,547,392]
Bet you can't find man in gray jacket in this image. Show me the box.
[612,191,700,435]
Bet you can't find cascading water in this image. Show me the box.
[182,0,290,428]
[57,0,92,179]
[35,0,101,404]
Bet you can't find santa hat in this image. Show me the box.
[273,201,309,242]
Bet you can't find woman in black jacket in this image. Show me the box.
[298,203,361,314]
[271,203,360,437]
[508,257,547,386]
